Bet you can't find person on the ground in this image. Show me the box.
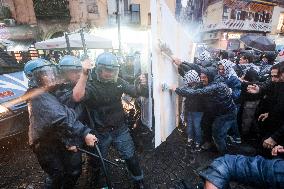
[72,52,148,189]
[25,58,97,189]
[199,145,284,189]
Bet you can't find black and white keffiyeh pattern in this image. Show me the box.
[183,70,200,84]
[218,59,237,78]
[198,50,211,62]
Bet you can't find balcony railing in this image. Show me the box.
[203,19,272,32]
[33,0,70,19]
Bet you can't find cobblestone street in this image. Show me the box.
[0,128,256,189]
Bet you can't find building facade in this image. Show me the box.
[201,0,279,50]
[0,0,175,40]
[176,0,284,50]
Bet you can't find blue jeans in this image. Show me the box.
[90,126,143,181]
[229,106,241,140]
[187,112,203,144]
[96,126,135,159]
[199,155,284,189]
[212,110,236,154]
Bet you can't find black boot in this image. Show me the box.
[133,180,145,189]
[125,155,143,178]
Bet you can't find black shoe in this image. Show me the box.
[201,142,214,150]
[133,180,145,189]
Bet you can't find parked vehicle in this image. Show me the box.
[0,71,29,139]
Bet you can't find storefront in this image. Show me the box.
[0,24,39,62]
[202,0,276,50]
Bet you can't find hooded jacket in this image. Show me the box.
[178,61,202,77]
[215,59,241,104]
[175,80,236,116]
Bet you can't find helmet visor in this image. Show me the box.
[61,67,82,83]
[33,66,61,87]
[96,64,119,83]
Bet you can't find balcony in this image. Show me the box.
[203,19,272,32]
[33,0,70,20]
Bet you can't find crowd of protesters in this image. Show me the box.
[170,48,284,188]
[170,49,284,154]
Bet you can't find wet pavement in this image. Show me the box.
[0,127,257,189]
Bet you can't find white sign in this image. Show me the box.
[151,0,193,147]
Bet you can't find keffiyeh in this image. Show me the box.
[183,70,200,84]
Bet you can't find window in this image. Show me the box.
[33,0,70,19]
[130,4,140,25]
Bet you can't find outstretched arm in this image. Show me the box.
[175,83,216,97]
[72,58,93,102]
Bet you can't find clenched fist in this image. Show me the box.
[84,133,97,147]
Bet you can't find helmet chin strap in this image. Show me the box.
[97,76,116,83]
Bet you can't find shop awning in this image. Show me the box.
[35,32,113,49]
[0,25,37,41]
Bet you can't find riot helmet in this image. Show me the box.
[24,58,60,88]
[58,55,82,84]
[95,52,120,83]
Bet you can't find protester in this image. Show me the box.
[171,68,236,154]
[247,61,284,152]
[199,144,284,189]
[175,70,204,152]
[215,59,241,144]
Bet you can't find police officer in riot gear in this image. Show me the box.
[56,55,85,109]
[73,52,148,188]
[59,55,83,85]
[25,58,97,189]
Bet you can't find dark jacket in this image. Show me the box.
[84,77,148,129]
[178,61,202,77]
[28,90,91,146]
[176,84,204,113]
[258,61,272,82]
[175,81,236,116]
[259,82,284,142]
[215,74,241,104]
